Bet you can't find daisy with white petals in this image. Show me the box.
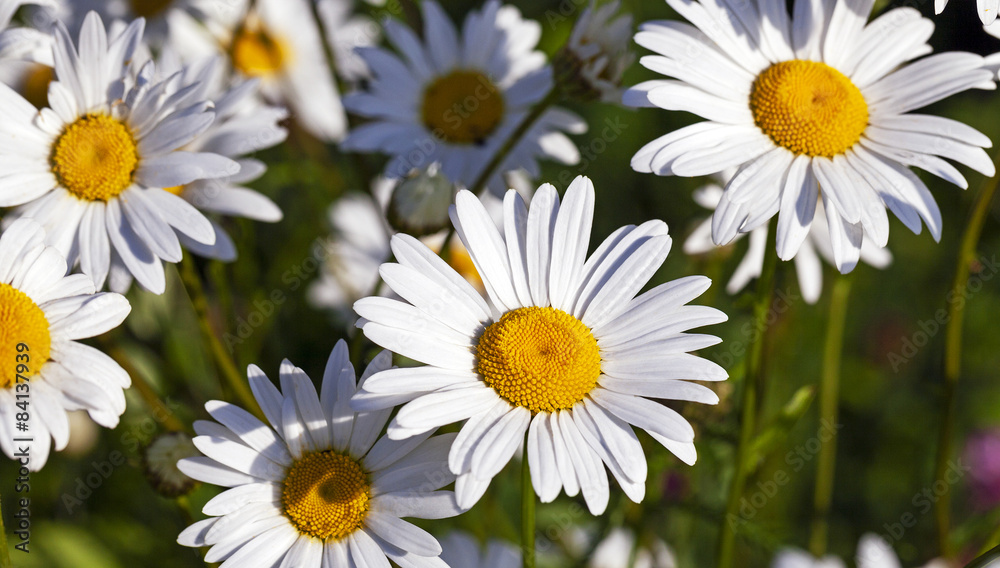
[353,175,728,514]
[555,0,634,103]
[627,0,996,273]
[773,534,949,568]
[0,13,240,294]
[177,340,462,568]
[934,0,999,28]
[342,0,585,194]
[684,174,891,304]
[0,219,131,471]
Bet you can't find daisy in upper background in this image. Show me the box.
[308,168,523,322]
[439,532,520,568]
[554,0,634,103]
[935,0,999,28]
[353,175,728,514]
[168,0,348,142]
[0,13,241,294]
[0,0,59,107]
[627,0,996,273]
[774,534,949,568]
[342,0,585,195]
[177,340,462,567]
[316,0,377,83]
[685,171,891,304]
[0,219,131,471]
[153,55,287,263]
[56,0,235,47]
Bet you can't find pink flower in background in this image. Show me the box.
[963,429,1000,509]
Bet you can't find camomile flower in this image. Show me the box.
[0,13,241,294]
[177,340,463,567]
[684,173,891,304]
[0,0,58,108]
[626,0,996,273]
[439,532,520,568]
[353,175,728,514]
[341,0,585,195]
[0,219,131,471]
[589,528,676,568]
[554,0,634,103]
[309,174,507,320]
[58,0,230,47]
[935,0,998,27]
[316,0,377,83]
[168,0,348,142]
[773,534,949,568]
[154,56,287,262]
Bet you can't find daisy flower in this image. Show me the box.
[773,534,949,568]
[353,175,728,514]
[589,528,676,568]
[554,0,635,103]
[626,0,996,272]
[309,174,505,320]
[341,0,585,195]
[57,0,233,47]
[0,218,131,471]
[168,0,348,142]
[439,532,520,568]
[0,0,58,107]
[157,56,287,262]
[935,0,998,27]
[684,173,891,304]
[316,0,377,83]
[177,340,463,567]
[0,13,241,294]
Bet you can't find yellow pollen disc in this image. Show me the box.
[476,306,601,414]
[421,70,505,145]
[749,60,869,158]
[0,283,51,389]
[231,24,289,77]
[22,64,53,109]
[129,0,175,19]
[447,248,484,293]
[51,114,139,201]
[281,451,371,541]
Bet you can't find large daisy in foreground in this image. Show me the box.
[0,13,239,294]
[177,340,462,567]
[627,0,996,272]
[342,0,585,194]
[353,176,727,514]
[0,219,131,470]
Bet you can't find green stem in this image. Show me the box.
[966,544,1000,568]
[179,255,264,420]
[717,228,779,568]
[809,274,852,556]
[978,523,1000,557]
[0,494,11,568]
[935,163,999,558]
[522,440,536,568]
[469,89,561,195]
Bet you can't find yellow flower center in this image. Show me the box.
[51,114,139,201]
[447,248,484,293]
[421,71,505,145]
[281,451,371,541]
[129,0,175,19]
[749,60,869,158]
[231,23,289,77]
[0,283,51,389]
[23,64,53,109]
[476,307,601,414]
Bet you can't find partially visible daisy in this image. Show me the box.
[156,56,287,262]
[627,0,995,272]
[774,534,949,568]
[589,528,676,568]
[177,340,462,567]
[439,532,520,568]
[684,173,891,304]
[309,174,505,320]
[0,219,131,471]
[342,0,585,195]
[316,0,377,82]
[0,13,240,294]
[353,175,728,514]
[142,431,199,497]
[935,0,998,27]
[169,0,348,142]
[0,0,59,107]
[57,0,233,47]
[554,0,634,103]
